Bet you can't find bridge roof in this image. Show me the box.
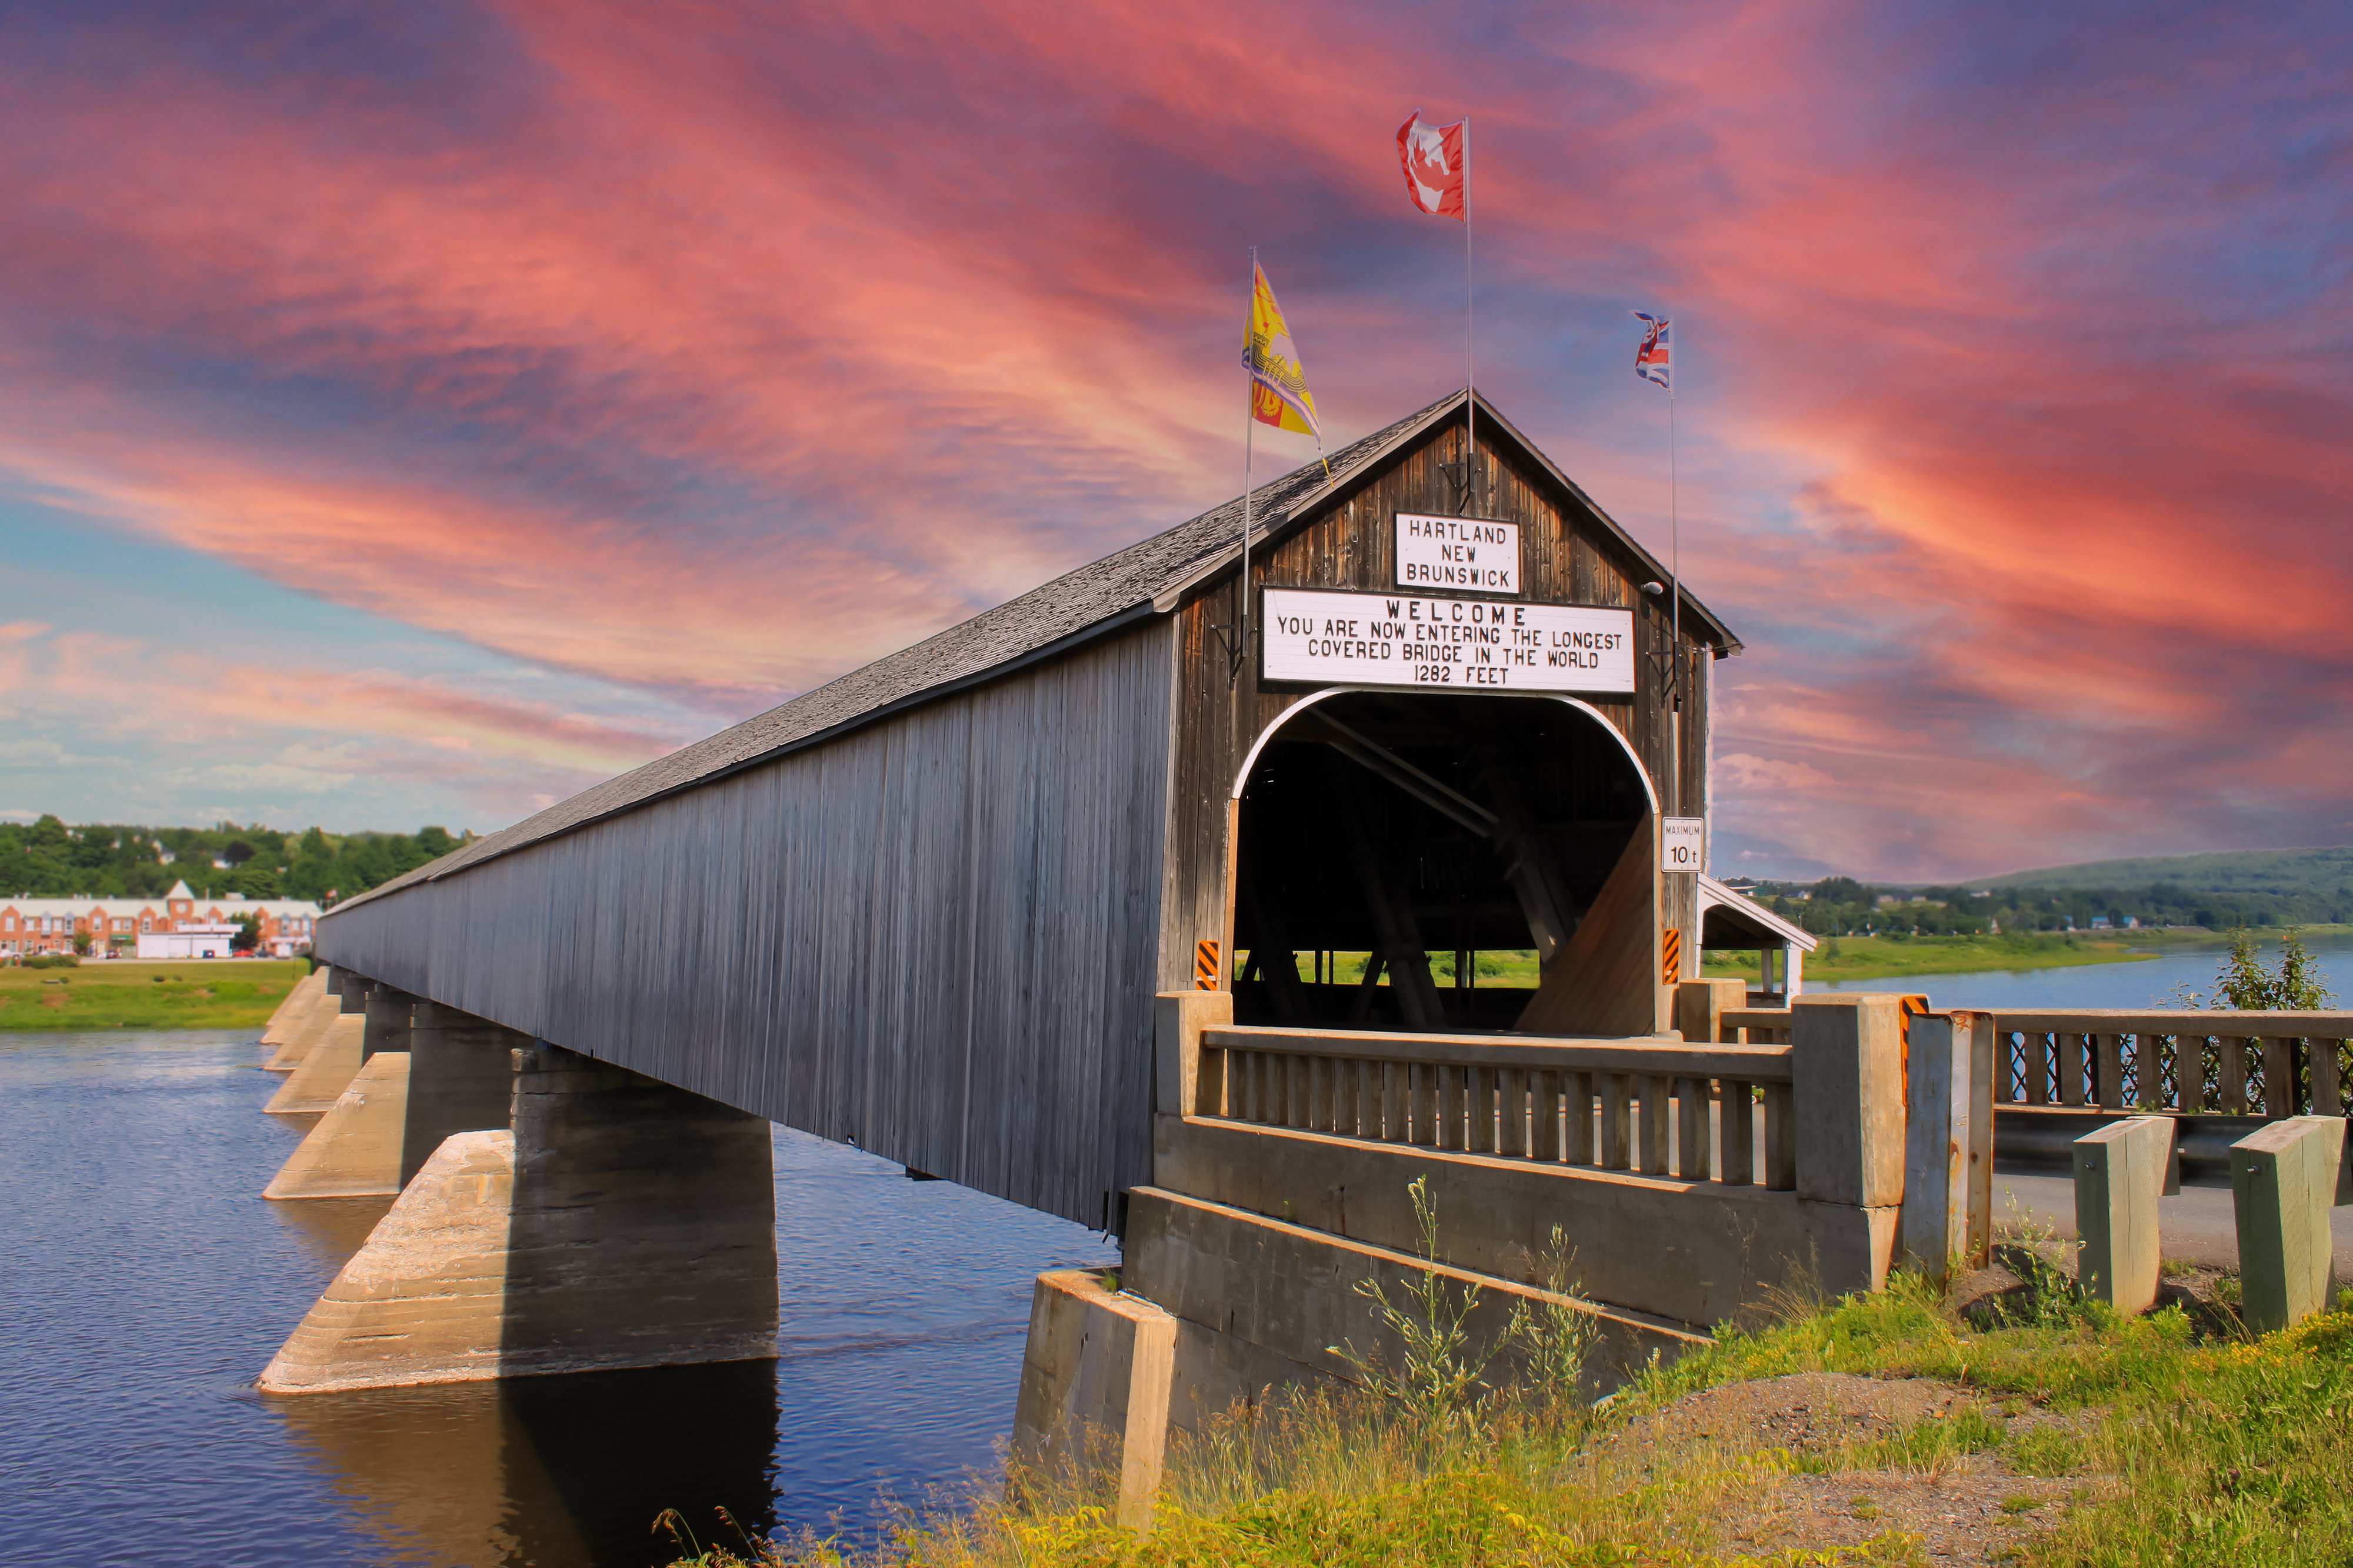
[337,389,1737,908]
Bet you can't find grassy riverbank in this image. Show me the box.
[670,1270,2353,1567]
[1261,930,2236,991]
[0,958,307,1031]
[1705,930,2162,984]
[1705,925,2353,985]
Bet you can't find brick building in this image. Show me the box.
[0,880,322,959]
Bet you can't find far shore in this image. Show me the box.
[0,957,309,1032]
[1711,923,2352,985]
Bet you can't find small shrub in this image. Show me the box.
[1982,1199,2091,1329]
[1329,1176,1511,1432]
[2171,926,2337,1009]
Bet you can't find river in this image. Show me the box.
[1811,931,2353,1009]
[0,1030,1116,1568]
[8,938,2347,1566]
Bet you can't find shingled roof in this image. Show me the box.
[335,389,1735,909]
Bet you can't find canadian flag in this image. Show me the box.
[1396,109,1465,219]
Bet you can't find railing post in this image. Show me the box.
[1675,1077,1712,1180]
[2134,1030,2164,1110]
[1599,1073,1631,1169]
[1563,1070,1595,1165]
[1639,1073,1672,1175]
[1674,978,1747,1044]
[1155,990,1232,1120]
[2073,1115,2175,1316]
[2232,1115,2347,1333]
[2262,1037,2297,1118]
[1720,1081,1756,1186]
[1899,1010,1995,1278]
[1792,995,1906,1292]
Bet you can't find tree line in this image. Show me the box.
[1747,875,2353,938]
[0,816,470,906]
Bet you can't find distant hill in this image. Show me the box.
[1969,846,2353,898]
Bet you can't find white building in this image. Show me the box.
[0,880,324,959]
[136,923,241,959]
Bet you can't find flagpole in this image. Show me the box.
[1669,369,1679,710]
[1668,339,1682,818]
[1239,246,1257,685]
[1462,114,1475,516]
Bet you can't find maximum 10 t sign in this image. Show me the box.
[1260,588,1635,693]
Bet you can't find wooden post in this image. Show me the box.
[2232,1116,2347,1333]
[2072,1116,2174,1316]
[2094,1033,2124,1110]
[1531,1069,1561,1162]
[1900,1011,1995,1278]
[1639,1073,1672,1176]
[2220,1036,2249,1115]
[1792,995,1905,1207]
[2134,1030,2164,1110]
[2262,1037,2297,1117]
[1497,1067,1528,1157]
[2313,1037,2344,1117]
[1562,1070,1594,1165]
[1675,1077,1711,1180]
[1599,1073,1631,1169]
[1465,1065,1495,1153]
[1674,978,1745,1045]
[1155,990,1232,1120]
[1719,1081,1755,1186]
[1762,1083,1795,1190]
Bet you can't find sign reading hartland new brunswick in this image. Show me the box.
[1395,513,1519,593]
[1261,588,1636,692]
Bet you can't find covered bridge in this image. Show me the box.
[318,389,1740,1232]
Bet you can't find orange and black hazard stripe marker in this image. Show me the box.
[1195,938,1222,990]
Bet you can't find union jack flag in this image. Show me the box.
[1632,312,1671,391]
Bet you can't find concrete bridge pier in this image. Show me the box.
[259,968,333,1072]
[261,1035,777,1393]
[402,1000,531,1184]
[265,985,425,1200]
[263,972,370,1116]
[261,965,344,1073]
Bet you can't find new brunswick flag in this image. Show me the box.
[1242,263,1323,447]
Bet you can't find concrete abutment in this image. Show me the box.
[1014,989,1919,1503]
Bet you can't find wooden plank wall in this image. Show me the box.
[1163,412,1716,1001]
[321,618,1176,1229]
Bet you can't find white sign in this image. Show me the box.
[1261,588,1636,693]
[1662,817,1706,874]
[1395,513,1519,593]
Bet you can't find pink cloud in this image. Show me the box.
[0,1,2343,871]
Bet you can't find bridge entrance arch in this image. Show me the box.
[1228,688,1664,1037]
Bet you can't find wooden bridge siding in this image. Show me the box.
[318,618,1176,1227]
[1159,417,1715,993]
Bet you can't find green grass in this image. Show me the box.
[0,958,308,1030]
[664,1277,2353,1568]
[1253,932,2198,992]
[1704,931,2169,984]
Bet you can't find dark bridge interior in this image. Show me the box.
[1232,691,1650,1032]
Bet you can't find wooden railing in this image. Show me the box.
[1989,1011,2353,1117]
[1719,1009,1795,1046]
[1196,1025,1797,1189]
